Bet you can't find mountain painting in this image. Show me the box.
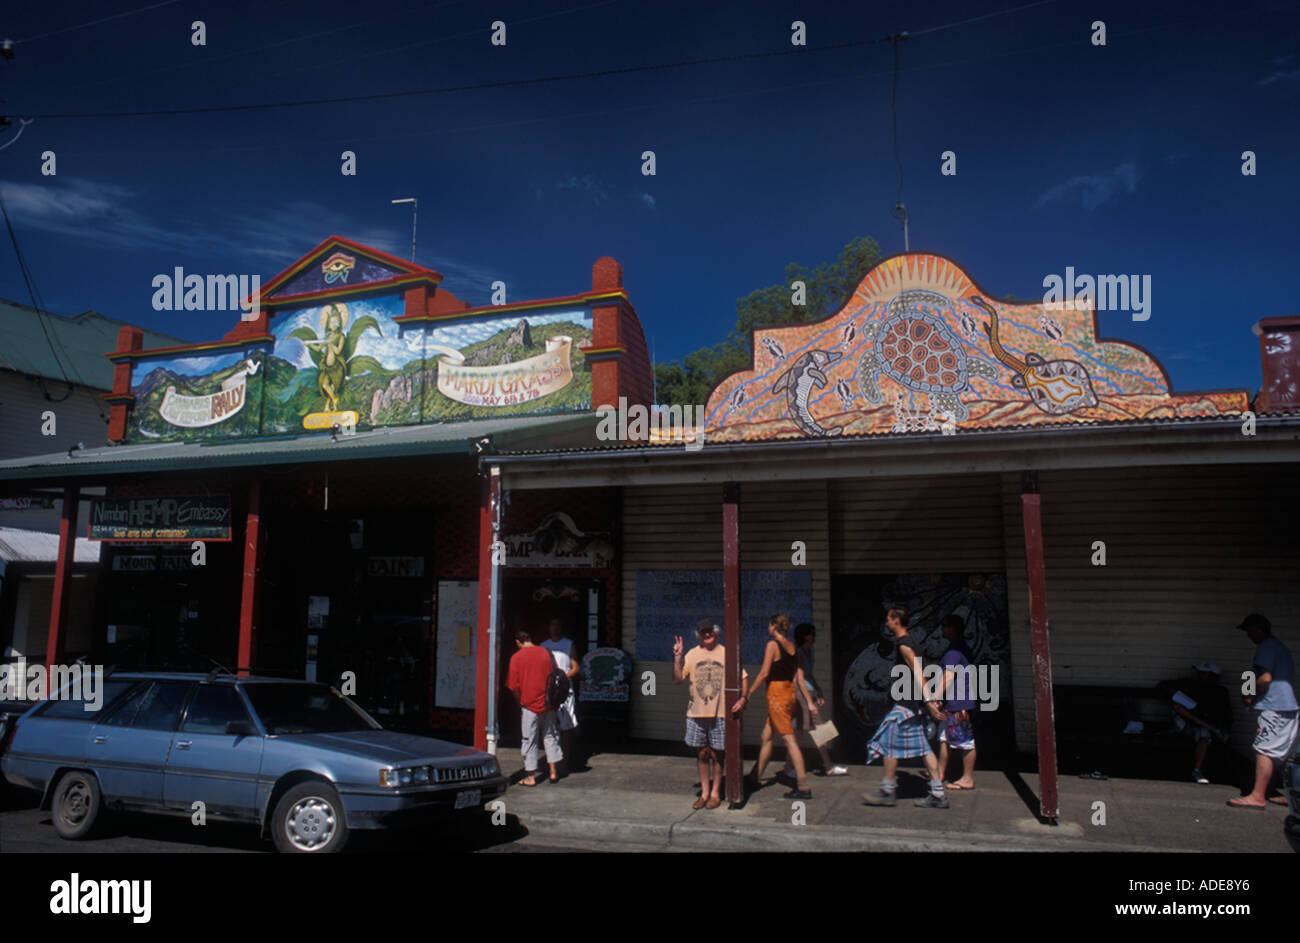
[125,291,594,442]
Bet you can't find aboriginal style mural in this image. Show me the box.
[705,254,1248,440]
[122,240,594,443]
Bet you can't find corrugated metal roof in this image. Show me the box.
[0,299,187,390]
[0,412,601,482]
[493,410,1300,457]
[0,527,101,563]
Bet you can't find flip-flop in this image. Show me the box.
[1225,798,1266,809]
[945,783,975,791]
[1267,795,1288,806]
[517,779,539,788]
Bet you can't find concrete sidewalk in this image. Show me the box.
[493,747,1293,852]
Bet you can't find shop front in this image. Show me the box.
[484,252,1300,810]
[0,236,654,746]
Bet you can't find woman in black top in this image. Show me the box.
[734,614,814,798]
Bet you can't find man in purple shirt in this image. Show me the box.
[937,614,977,790]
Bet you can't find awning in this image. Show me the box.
[0,413,602,486]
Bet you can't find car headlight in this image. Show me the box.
[413,767,430,785]
[484,758,500,777]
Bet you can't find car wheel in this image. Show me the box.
[271,781,349,853]
[51,770,101,840]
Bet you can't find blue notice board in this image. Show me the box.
[634,570,814,661]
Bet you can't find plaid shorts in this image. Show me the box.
[866,704,934,761]
[685,716,726,750]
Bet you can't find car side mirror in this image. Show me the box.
[226,721,258,737]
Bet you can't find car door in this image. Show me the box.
[89,680,194,810]
[163,683,264,820]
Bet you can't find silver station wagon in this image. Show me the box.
[0,671,508,853]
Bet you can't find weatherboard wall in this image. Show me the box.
[620,480,833,745]
[1000,463,1300,754]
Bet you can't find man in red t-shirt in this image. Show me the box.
[507,629,563,786]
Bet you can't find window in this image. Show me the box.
[182,685,253,735]
[243,683,379,734]
[35,679,137,720]
[103,681,193,731]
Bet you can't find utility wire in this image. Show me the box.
[16,0,1058,120]
[14,0,183,44]
[20,37,894,119]
[0,188,104,415]
[0,118,34,152]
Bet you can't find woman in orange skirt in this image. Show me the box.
[733,614,813,798]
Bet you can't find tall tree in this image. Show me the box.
[654,236,883,406]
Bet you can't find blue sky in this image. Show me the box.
[1,0,1298,396]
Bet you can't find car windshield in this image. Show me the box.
[242,683,380,734]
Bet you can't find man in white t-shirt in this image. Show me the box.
[541,618,581,771]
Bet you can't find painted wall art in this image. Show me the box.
[705,254,1248,440]
[831,572,1012,759]
[125,293,593,442]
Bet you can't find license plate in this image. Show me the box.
[454,788,481,810]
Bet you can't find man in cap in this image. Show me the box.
[1228,614,1297,809]
[1163,661,1232,784]
[673,618,746,810]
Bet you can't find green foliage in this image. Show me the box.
[653,236,883,406]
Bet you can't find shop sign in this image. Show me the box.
[89,496,231,541]
[503,511,613,569]
[579,647,632,702]
[111,553,196,572]
[0,496,56,510]
[367,556,425,578]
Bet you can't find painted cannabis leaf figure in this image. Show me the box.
[289,302,382,412]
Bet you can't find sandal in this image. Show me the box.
[1267,795,1288,806]
[1226,797,1266,809]
[945,782,975,790]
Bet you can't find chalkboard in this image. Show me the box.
[634,570,814,661]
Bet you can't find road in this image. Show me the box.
[0,793,633,854]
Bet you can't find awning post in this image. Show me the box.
[1021,471,1059,822]
[44,485,79,668]
[723,481,742,805]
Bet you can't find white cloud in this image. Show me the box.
[0,178,506,297]
[637,191,656,210]
[1034,162,1141,211]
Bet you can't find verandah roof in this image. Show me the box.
[0,413,601,486]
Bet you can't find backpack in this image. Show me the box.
[547,666,571,709]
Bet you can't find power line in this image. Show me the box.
[14,0,183,44]
[0,189,105,417]
[15,0,1061,120]
[21,38,894,119]
[909,0,1056,37]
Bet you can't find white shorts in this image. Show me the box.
[556,693,578,731]
[1252,709,1299,760]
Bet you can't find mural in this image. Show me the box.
[126,291,593,442]
[831,572,1012,760]
[127,350,266,441]
[706,254,1247,440]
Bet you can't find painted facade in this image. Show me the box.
[705,254,1247,440]
[116,239,595,443]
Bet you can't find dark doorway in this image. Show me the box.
[830,572,1016,767]
[496,576,601,746]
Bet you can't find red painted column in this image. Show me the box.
[236,480,264,676]
[44,485,80,668]
[722,482,743,805]
[473,470,499,752]
[1021,474,1059,821]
